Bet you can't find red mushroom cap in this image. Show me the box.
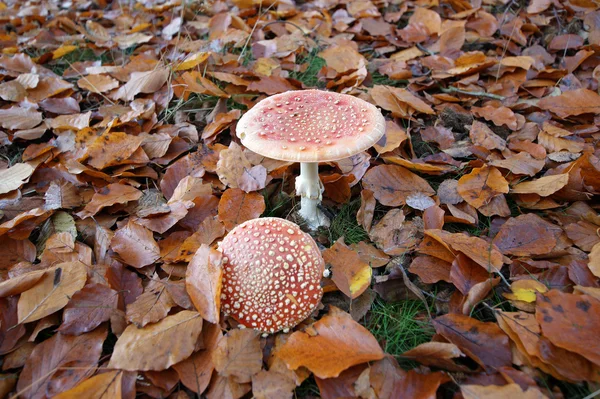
[237,90,386,162]
[219,217,324,333]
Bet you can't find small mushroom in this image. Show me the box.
[219,217,325,334]
[237,90,386,229]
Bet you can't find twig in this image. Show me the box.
[440,86,506,101]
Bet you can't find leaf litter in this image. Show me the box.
[0,0,599,398]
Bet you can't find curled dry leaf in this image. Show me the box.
[77,74,120,94]
[362,164,434,206]
[213,328,263,383]
[0,163,35,195]
[322,238,372,299]
[53,370,123,399]
[278,306,384,379]
[109,310,203,371]
[18,261,88,324]
[110,221,160,268]
[111,68,169,101]
[218,188,265,231]
[433,313,512,372]
[17,326,107,399]
[185,244,223,324]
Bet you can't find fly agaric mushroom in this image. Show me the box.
[237,90,386,229]
[219,217,324,333]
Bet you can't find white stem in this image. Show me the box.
[295,162,329,229]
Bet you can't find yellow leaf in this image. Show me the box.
[53,371,122,399]
[175,52,210,71]
[504,279,548,303]
[2,46,17,54]
[130,22,152,33]
[52,45,78,60]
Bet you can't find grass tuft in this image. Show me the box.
[328,199,369,245]
[289,50,326,88]
[370,71,408,87]
[366,299,434,359]
[294,376,320,398]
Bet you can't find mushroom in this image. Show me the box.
[237,89,386,229]
[219,217,325,333]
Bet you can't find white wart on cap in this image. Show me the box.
[237,90,386,162]
[219,217,324,333]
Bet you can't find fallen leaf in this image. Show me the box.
[469,120,507,150]
[216,142,267,192]
[112,68,169,101]
[17,326,107,399]
[186,244,223,324]
[362,164,434,206]
[511,174,569,196]
[108,310,203,371]
[252,370,296,399]
[18,261,88,324]
[492,213,563,256]
[457,166,509,208]
[396,370,450,399]
[402,342,466,371]
[409,255,452,284]
[461,384,549,399]
[322,238,372,299]
[53,370,123,399]
[0,163,34,194]
[0,107,42,130]
[77,183,142,219]
[433,313,512,372]
[85,132,144,170]
[110,221,160,268]
[58,283,119,335]
[278,306,384,378]
[213,329,262,383]
[218,188,265,231]
[77,74,120,94]
[126,278,176,327]
[504,279,548,303]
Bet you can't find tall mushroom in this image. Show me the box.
[219,217,324,333]
[237,90,386,229]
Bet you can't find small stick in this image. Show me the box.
[440,86,506,101]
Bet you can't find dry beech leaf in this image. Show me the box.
[85,132,144,170]
[77,74,120,94]
[536,290,600,366]
[511,174,569,196]
[213,328,263,383]
[362,164,434,206]
[252,370,296,399]
[53,370,123,399]
[110,221,160,268]
[433,313,511,372]
[0,107,42,130]
[0,268,47,298]
[126,278,176,327]
[18,261,88,324]
[322,238,372,299]
[216,142,267,192]
[17,326,107,399]
[537,88,600,118]
[77,183,142,219]
[461,384,549,399]
[402,342,466,371]
[457,166,509,209]
[218,188,265,231]
[0,163,34,195]
[0,237,36,270]
[395,370,450,399]
[278,306,384,378]
[186,244,223,324]
[58,283,119,335]
[409,255,452,284]
[492,213,563,256]
[112,68,169,101]
[469,120,507,150]
[109,310,203,371]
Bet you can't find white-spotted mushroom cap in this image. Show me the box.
[237,90,386,162]
[219,217,325,333]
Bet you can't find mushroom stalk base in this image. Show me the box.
[296,162,330,229]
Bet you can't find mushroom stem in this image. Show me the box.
[296,162,329,229]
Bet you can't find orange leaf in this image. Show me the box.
[537,88,600,118]
[212,329,263,382]
[457,166,509,208]
[217,188,265,231]
[186,244,223,324]
[277,306,384,378]
[492,213,563,256]
[53,371,123,399]
[322,238,372,299]
[76,183,142,219]
[362,164,434,206]
[110,221,160,268]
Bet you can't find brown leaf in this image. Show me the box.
[536,290,600,366]
[450,253,490,295]
[362,164,434,206]
[492,214,563,256]
[108,310,203,371]
[216,142,267,192]
[77,74,120,94]
[537,88,600,118]
[252,370,296,399]
[472,107,517,131]
[469,120,507,150]
[17,326,107,399]
[0,107,42,130]
[402,342,466,371]
[85,132,144,170]
[126,278,176,327]
[106,262,143,310]
[213,329,263,383]
[186,244,223,324]
[409,255,452,284]
[0,163,35,195]
[53,370,123,399]
[218,188,265,231]
[110,221,160,268]
[461,384,548,399]
[489,152,545,177]
[511,174,569,196]
[457,166,509,208]
[0,297,26,355]
[44,181,82,210]
[371,85,434,117]
[323,238,372,299]
[278,306,384,378]
[0,268,47,298]
[0,238,36,268]
[18,262,88,324]
[357,189,375,232]
[111,68,169,101]
[58,283,118,335]
[433,313,511,372]
[77,184,142,219]
[396,370,450,399]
